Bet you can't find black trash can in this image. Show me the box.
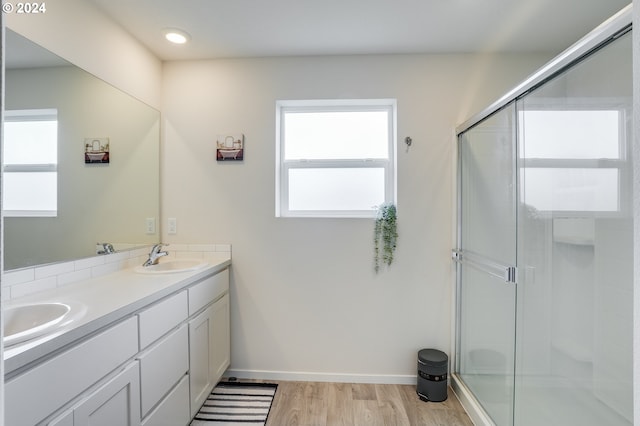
[417,348,448,402]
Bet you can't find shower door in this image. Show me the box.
[514,29,633,426]
[456,102,518,426]
[455,18,633,426]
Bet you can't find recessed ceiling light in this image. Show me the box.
[163,28,190,44]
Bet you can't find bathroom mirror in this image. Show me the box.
[3,29,160,270]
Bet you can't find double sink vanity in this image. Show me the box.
[3,253,231,426]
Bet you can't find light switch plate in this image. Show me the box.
[168,218,177,234]
[145,217,156,234]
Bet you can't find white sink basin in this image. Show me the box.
[134,259,208,274]
[3,303,73,347]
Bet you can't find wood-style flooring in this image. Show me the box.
[231,379,474,426]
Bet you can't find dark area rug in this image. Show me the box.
[190,382,278,425]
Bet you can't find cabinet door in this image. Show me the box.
[142,375,190,426]
[138,325,189,417]
[188,305,215,417]
[210,293,230,384]
[74,361,141,426]
[188,293,231,417]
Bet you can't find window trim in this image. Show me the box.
[276,99,397,218]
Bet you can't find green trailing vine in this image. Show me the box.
[374,203,398,273]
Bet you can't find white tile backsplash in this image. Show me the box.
[57,268,92,287]
[2,243,231,301]
[12,277,57,299]
[73,256,106,271]
[90,261,122,278]
[2,268,35,288]
[35,262,75,280]
[187,244,217,252]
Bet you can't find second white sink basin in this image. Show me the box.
[135,259,208,274]
[3,303,73,347]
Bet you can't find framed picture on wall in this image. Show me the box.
[84,137,110,164]
[216,133,244,161]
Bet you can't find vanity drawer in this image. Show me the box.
[138,324,189,417]
[188,268,229,315]
[142,374,190,426]
[5,316,139,426]
[138,290,188,349]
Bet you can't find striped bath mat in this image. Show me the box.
[190,381,278,425]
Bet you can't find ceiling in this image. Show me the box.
[90,0,631,62]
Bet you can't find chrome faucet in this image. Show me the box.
[143,243,169,266]
[97,242,115,255]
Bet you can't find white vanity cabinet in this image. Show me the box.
[188,270,231,416]
[5,265,231,426]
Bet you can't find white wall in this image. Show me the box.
[5,0,161,109]
[161,52,551,382]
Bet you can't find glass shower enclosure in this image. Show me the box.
[453,6,633,426]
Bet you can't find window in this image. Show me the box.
[519,108,626,214]
[3,109,58,217]
[276,99,396,218]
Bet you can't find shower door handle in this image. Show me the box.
[452,249,517,284]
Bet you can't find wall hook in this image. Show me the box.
[404,136,412,152]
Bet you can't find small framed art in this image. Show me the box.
[216,133,244,161]
[84,137,110,164]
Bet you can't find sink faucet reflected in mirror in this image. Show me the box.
[97,242,115,255]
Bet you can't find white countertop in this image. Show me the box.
[3,253,231,375]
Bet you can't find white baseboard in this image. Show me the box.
[225,368,417,385]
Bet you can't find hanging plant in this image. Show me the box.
[374,203,398,273]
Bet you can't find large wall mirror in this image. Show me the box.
[4,29,160,270]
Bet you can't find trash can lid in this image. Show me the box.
[418,349,448,367]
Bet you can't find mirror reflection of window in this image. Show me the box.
[519,110,620,159]
[519,109,624,213]
[3,109,58,217]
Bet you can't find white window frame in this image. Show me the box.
[276,99,397,218]
[3,108,58,217]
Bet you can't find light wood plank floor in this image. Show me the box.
[228,379,474,426]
